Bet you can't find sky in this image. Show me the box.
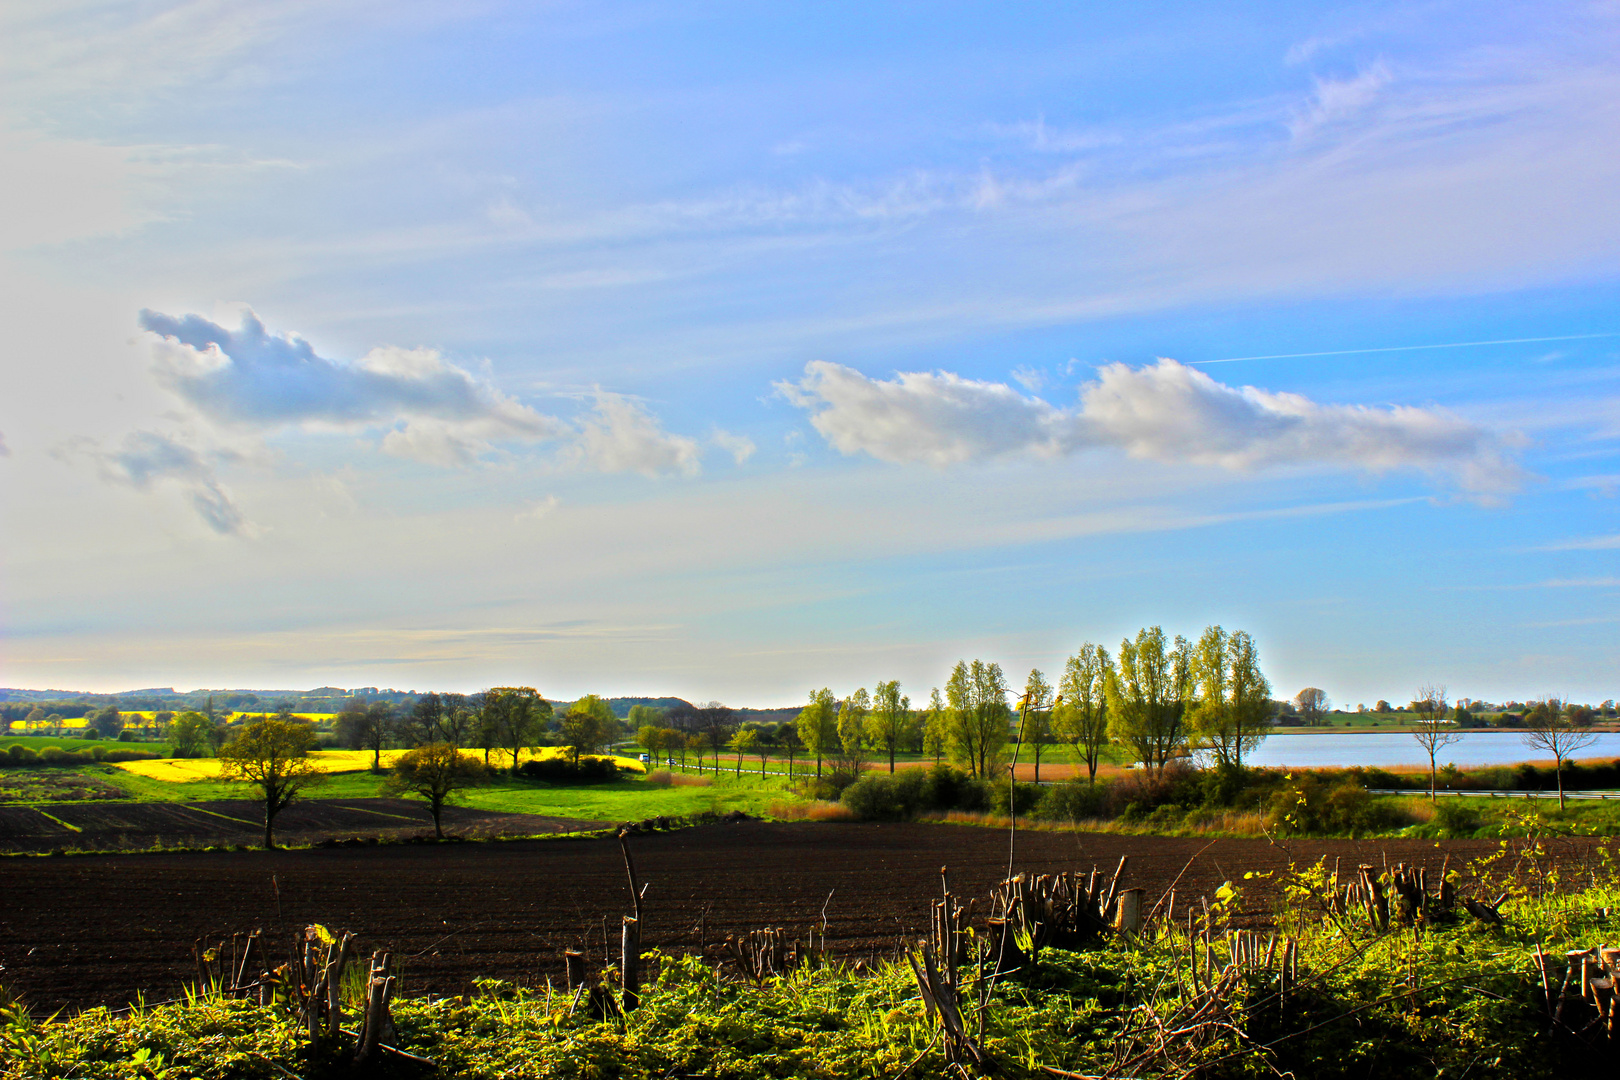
[2,0,1618,709]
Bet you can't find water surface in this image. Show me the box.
[1237,730,1620,769]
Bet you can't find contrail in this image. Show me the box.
[1189,331,1620,365]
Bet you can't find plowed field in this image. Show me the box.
[0,798,605,852]
[1,821,1608,1015]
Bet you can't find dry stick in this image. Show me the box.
[1146,839,1221,926]
[617,826,645,1011]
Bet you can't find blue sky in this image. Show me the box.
[2,1,1618,707]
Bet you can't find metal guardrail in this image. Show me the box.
[1368,788,1620,800]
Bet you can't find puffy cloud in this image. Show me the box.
[138,308,709,478]
[85,431,248,535]
[780,358,1527,496]
[777,361,1088,466]
[139,308,565,450]
[572,394,701,477]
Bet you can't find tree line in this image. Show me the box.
[626,625,1274,787]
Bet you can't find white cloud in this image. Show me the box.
[73,431,249,536]
[710,428,756,465]
[780,358,1528,496]
[777,361,1087,466]
[141,308,562,442]
[572,394,700,477]
[138,308,707,480]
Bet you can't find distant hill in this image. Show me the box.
[1,688,797,718]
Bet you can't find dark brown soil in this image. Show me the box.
[0,821,1607,1015]
[0,798,604,853]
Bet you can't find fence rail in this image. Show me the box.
[1368,787,1620,800]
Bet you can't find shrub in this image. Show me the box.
[1106,761,1198,816]
[1267,776,1414,835]
[1033,780,1106,822]
[98,748,159,763]
[1433,799,1484,837]
[839,765,994,821]
[517,755,621,784]
[5,744,38,765]
[644,769,673,787]
[39,746,89,765]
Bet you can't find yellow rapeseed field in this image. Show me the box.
[116,745,645,782]
[117,749,407,781]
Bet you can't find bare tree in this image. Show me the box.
[1294,687,1330,727]
[1409,684,1462,801]
[1522,697,1596,808]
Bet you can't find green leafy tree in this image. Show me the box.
[750,725,775,777]
[865,680,913,773]
[834,688,872,776]
[627,704,665,730]
[1189,626,1271,770]
[796,688,839,778]
[383,743,490,838]
[484,687,551,772]
[728,727,759,777]
[637,724,663,755]
[166,711,214,758]
[944,660,1010,778]
[1019,669,1054,782]
[1108,626,1190,772]
[91,707,123,739]
[1055,643,1112,784]
[560,694,617,766]
[218,718,326,849]
[922,688,948,764]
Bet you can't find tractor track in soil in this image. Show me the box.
[0,821,1607,1014]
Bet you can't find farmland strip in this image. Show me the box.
[321,802,424,823]
[178,804,263,828]
[31,807,83,832]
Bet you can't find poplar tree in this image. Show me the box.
[866,680,912,773]
[1189,626,1271,771]
[796,687,839,778]
[834,687,872,775]
[1020,669,1054,782]
[945,660,1010,777]
[1107,626,1190,772]
[1056,643,1112,784]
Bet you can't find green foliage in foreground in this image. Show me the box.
[5,866,1616,1080]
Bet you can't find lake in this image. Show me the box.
[1232,730,1620,769]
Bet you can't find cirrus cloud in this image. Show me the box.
[779,358,1528,496]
